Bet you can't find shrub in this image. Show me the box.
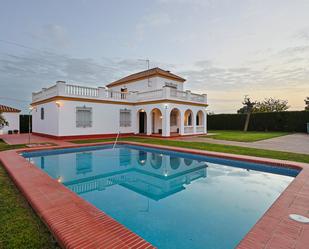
[208,111,309,132]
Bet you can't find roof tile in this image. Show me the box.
[0,104,21,113]
[106,67,185,87]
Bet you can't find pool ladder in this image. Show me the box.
[113,130,120,149]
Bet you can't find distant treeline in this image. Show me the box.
[208,111,309,132]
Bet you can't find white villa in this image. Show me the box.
[31,68,208,139]
[0,104,20,134]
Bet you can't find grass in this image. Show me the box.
[0,139,25,152]
[71,136,309,164]
[205,130,290,142]
[0,139,58,249]
[0,163,59,249]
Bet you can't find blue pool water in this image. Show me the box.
[22,145,299,249]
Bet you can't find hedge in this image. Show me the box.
[208,111,309,132]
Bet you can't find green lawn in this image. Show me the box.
[71,136,309,164]
[205,130,290,142]
[0,139,58,249]
[0,164,59,249]
[0,139,25,152]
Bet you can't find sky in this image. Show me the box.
[0,0,308,113]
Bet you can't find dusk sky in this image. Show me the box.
[1,0,308,113]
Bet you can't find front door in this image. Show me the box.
[139,112,146,133]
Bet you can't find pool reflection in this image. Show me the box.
[32,148,208,201]
[69,150,207,201]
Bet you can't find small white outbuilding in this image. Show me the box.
[0,104,21,134]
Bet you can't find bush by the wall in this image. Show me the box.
[208,111,309,132]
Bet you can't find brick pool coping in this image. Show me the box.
[1,141,309,249]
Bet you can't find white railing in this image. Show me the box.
[32,85,58,102]
[136,89,163,101]
[65,84,99,97]
[105,90,130,100]
[196,126,204,133]
[190,93,205,102]
[32,82,207,104]
[184,126,194,134]
[170,89,188,100]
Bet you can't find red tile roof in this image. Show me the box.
[106,67,186,87]
[0,104,21,113]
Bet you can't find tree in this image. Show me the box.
[240,96,256,132]
[0,112,8,129]
[305,97,309,111]
[253,98,289,113]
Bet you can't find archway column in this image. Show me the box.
[193,110,197,134]
[162,106,170,137]
[180,110,185,135]
[204,110,207,134]
[146,111,152,135]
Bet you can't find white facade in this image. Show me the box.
[0,112,20,134]
[31,69,208,138]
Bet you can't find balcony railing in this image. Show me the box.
[32,82,207,104]
[196,126,204,133]
[184,126,194,134]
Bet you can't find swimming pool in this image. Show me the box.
[22,144,299,249]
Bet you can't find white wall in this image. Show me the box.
[32,99,206,137]
[108,76,184,92]
[32,101,59,136]
[0,112,19,134]
[57,100,135,136]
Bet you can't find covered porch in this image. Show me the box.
[135,104,207,137]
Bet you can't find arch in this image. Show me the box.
[196,110,204,126]
[150,108,163,134]
[137,109,147,134]
[170,108,181,134]
[170,156,180,169]
[150,153,162,169]
[137,150,147,166]
[184,158,193,166]
[184,109,193,126]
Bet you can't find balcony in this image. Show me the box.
[32,81,207,105]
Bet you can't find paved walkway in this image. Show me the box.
[176,133,309,154]
[0,134,73,146]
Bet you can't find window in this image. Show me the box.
[148,79,152,87]
[76,107,92,128]
[40,108,44,120]
[165,82,177,89]
[120,109,131,127]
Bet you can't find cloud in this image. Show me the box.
[0,51,147,111]
[135,12,172,41]
[294,27,309,41]
[1,40,308,113]
[30,24,71,48]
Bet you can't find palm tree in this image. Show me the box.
[305,97,309,111]
[0,111,8,129]
[242,96,256,132]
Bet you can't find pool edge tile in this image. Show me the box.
[1,141,309,249]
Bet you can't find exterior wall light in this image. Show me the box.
[164,104,168,109]
[55,101,62,107]
[29,106,37,111]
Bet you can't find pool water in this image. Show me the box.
[23,145,298,249]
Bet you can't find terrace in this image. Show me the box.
[32,81,207,104]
